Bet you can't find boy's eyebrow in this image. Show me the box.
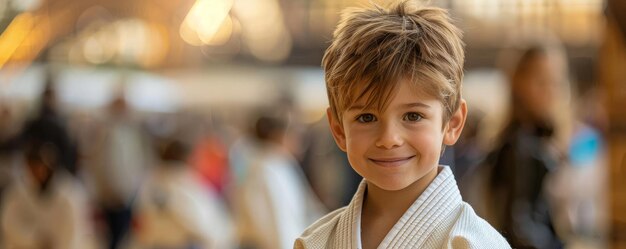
[403,102,431,109]
[347,105,366,111]
[347,102,431,112]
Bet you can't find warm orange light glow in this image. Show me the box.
[0,13,36,68]
[137,22,170,68]
[233,0,292,62]
[204,15,233,46]
[180,0,234,46]
[180,19,203,46]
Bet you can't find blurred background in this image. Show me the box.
[0,0,625,248]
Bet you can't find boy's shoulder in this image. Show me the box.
[439,202,511,248]
[294,206,347,249]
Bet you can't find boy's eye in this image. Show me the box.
[356,114,376,123]
[403,112,422,121]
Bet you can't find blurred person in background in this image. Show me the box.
[1,141,94,249]
[188,114,231,197]
[0,101,21,199]
[453,110,486,177]
[482,43,570,249]
[82,86,152,249]
[299,114,361,211]
[543,86,608,247]
[234,110,324,249]
[0,73,79,176]
[0,101,20,246]
[131,115,233,249]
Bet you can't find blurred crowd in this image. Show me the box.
[0,41,610,249]
[0,69,353,249]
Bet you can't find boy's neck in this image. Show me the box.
[359,166,440,249]
[363,166,440,218]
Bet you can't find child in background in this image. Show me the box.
[2,141,94,249]
[236,112,324,249]
[132,117,233,249]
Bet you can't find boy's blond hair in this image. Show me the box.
[323,0,465,124]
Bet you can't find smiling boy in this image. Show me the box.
[294,1,510,248]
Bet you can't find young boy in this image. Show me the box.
[294,1,511,248]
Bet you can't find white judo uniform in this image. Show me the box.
[295,166,511,249]
[1,171,95,249]
[132,163,234,249]
[236,144,324,249]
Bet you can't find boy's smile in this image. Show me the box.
[368,155,416,168]
[328,78,467,191]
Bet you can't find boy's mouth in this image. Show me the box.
[368,156,415,167]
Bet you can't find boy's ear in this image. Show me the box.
[327,108,347,152]
[443,99,467,146]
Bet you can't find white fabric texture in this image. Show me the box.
[1,170,95,249]
[84,116,150,207]
[294,166,511,249]
[132,163,234,248]
[236,144,324,249]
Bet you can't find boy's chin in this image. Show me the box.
[366,178,416,192]
[365,167,440,192]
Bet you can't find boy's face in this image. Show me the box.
[328,78,466,191]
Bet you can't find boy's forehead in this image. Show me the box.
[344,78,440,112]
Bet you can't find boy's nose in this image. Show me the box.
[375,122,404,149]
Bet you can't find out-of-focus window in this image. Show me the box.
[450,0,603,46]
